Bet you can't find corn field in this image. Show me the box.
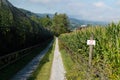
[59,22,120,80]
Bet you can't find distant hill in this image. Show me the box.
[36,13,54,18]
[19,9,108,30]
[19,8,40,18]
[69,18,108,30]
[19,9,53,18]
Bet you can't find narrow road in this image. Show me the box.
[50,38,66,80]
[11,41,53,80]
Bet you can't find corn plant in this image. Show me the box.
[59,22,120,80]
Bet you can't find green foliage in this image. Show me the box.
[52,13,70,36]
[0,4,13,27]
[30,16,40,24]
[39,15,52,30]
[30,13,70,36]
[0,0,53,56]
[59,22,120,80]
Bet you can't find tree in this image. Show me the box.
[39,15,52,30]
[52,13,70,36]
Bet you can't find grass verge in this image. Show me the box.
[28,39,55,80]
[0,39,52,80]
[58,39,75,80]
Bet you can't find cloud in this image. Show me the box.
[65,2,85,13]
[116,0,120,6]
[67,2,85,7]
[29,0,61,4]
[8,0,120,22]
[93,1,112,10]
[92,1,114,15]
[93,2,105,8]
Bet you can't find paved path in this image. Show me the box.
[50,38,66,80]
[11,41,53,80]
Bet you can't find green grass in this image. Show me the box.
[59,40,77,80]
[0,39,52,80]
[28,39,56,80]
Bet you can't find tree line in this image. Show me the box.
[0,4,53,56]
[31,13,70,36]
[0,12,70,56]
[0,1,70,56]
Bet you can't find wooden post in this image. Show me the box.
[89,34,94,68]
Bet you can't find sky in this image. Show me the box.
[8,0,120,22]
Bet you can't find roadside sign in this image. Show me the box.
[87,40,95,45]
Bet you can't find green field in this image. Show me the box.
[59,23,120,80]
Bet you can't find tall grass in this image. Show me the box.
[59,22,120,80]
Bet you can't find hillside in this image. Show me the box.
[69,18,108,29]
[0,0,35,27]
[19,9,53,18]
[0,0,53,56]
[19,9,108,30]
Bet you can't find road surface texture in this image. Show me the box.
[50,38,66,80]
[11,41,53,80]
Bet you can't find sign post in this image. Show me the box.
[87,34,95,68]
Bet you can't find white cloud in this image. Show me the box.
[116,0,120,6]
[30,0,50,3]
[93,2,112,9]
[29,0,61,4]
[65,2,84,13]
[67,2,85,7]
[9,0,120,22]
[93,2,105,8]
[93,1,112,11]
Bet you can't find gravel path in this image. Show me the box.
[50,38,66,80]
[11,41,53,80]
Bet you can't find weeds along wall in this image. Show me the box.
[59,22,120,80]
